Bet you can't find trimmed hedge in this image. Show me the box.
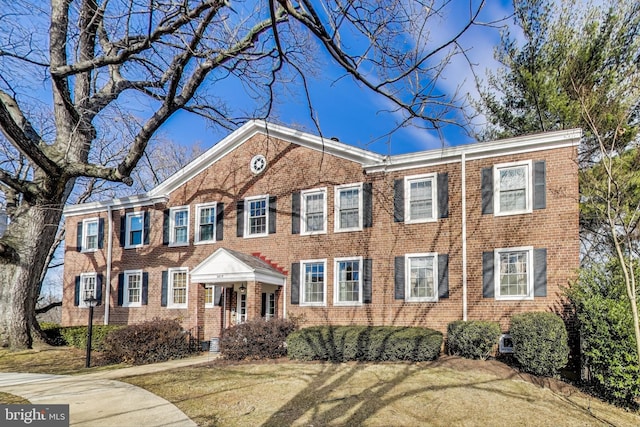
[287,325,442,362]
[57,325,121,350]
[510,312,569,377]
[447,320,501,360]
[101,318,197,365]
[220,318,298,360]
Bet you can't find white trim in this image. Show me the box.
[167,267,189,309]
[404,173,438,224]
[494,246,534,301]
[404,253,439,303]
[194,203,217,244]
[124,211,145,249]
[334,183,363,233]
[301,188,327,235]
[244,194,269,238]
[300,258,327,307]
[81,217,100,253]
[122,269,143,308]
[493,160,532,216]
[79,272,98,308]
[169,205,190,246]
[204,285,215,309]
[64,194,168,217]
[333,256,363,306]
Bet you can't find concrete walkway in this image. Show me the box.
[0,353,218,427]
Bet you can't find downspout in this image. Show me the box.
[283,279,287,319]
[104,204,113,325]
[461,152,468,321]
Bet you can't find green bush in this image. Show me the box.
[447,320,501,360]
[568,263,640,406]
[39,322,65,346]
[220,318,298,360]
[101,318,197,365]
[287,325,442,362]
[509,312,569,377]
[59,325,121,350]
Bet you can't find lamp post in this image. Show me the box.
[84,291,99,368]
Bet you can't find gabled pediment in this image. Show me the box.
[190,247,286,286]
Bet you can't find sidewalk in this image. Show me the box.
[0,353,217,427]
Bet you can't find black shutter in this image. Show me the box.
[161,271,168,307]
[162,209,170,245]
[143,211,150,245]
[216,203,224,241]
[269,196,277,234]
[394,256,405,300]
[481,167,494,215]
[76,222,83,252]
[236,200,244,237]
[96,274,103,306]
[363,258,373,303]
[482,251,495,298]
[261,293,267,317]
[117,273,124,306]
[97,218,105,249]
[533,161,546,210]
[142,272,149,305]
[74,276,80,306]
[291,192,301,234]
[438,254,449,299]
[363,183,373,228]
[394,179,404,222]
[119,215,126,247]
[290,262,300,305]
[214,286,223,306]
[534,248,547,297]
[438,173,449,219]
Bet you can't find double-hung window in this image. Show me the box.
[495,247,534,300]
[168,268,188,308]
[204,286,214,308]
[170,206,189,246]
[494,161,532,215]
[301,188,326,234]
[123,270,142,307]
[301,259,326,306]
[126,212,144,248]
[195,203,216,243]
[334,257,362,305]
[335,184,362,232]
[79,273,97,308]
[246,196,268,237]
[405,174,437,223]
[405,253,438,302]
[82,218,99,252]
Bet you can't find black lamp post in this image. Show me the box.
[84,291,99,368]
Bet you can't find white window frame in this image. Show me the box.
[169,206,190,247]
[123,269,143,308]
[404,173,438,224]
[494,246,534,301]
[300,258,327,306]
[168,267,189,308]
[333,256,363,306]
[82,217,100,252]
[405,253,439,302]
[265,292,276,319]
[195,203,217,244]
[494,160,532,216]
[79,272,97,308]
[301,188,327,235]
[125,212,145,249]
[204,285,215,308]
[334,183,363,233]
[245,195,269,238]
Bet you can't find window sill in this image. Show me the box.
[194,240,216,245]
[494,209,532,217]
[405,297,438,303]
[333,302,363,307]
[166,305,188,309]
[168,242,189,247]
[333,227,362,233]
[300,302,327,307]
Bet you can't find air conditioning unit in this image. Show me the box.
[499,334,514,354]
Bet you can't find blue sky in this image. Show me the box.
[159,1,515,156]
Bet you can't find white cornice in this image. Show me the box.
[63,194,169,217]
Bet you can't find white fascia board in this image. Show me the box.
[63,194,169,217]
[364,128,582,173]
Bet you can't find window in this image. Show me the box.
[335,184,362,232]
[494,161,532,215]
[495,247,534,300]
[196,203,216,243]
[405,253,438,302]
[123,270,142,307]
[405,174,437,223]
[81,218,100,252]
[301,188,327,234]
[79,273,97,308]
[246,195,268,237]
[204,286,214,308]
[301,259,326,306]
[168,268,188,308]
[126,212,144,248]
[264,293,275,319]
[169,206,189,246]
[238,293,247,323]
[334,257,362,305]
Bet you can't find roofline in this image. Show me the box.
[63,194,169,217]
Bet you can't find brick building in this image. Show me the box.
[62,121,580,343]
